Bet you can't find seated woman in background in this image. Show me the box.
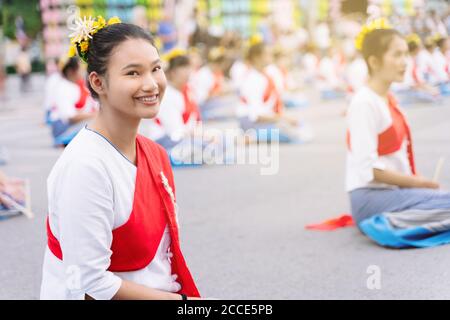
[391,34,440,105]
[236,42,313,144]
[48,57,97,146]
[265,46,309,109]
[346,20,450,248]
[140,50,224,165]
[190,46,236,121]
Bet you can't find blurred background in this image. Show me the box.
[1,0,450,300]
[0,0,448,76]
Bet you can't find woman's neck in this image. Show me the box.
[253,63,265,73]
[89,104,140,164]
[367,76,391,99]
[169,79,184,92]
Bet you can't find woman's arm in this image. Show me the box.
[60,159,200,301]
[373,168,440,189]
[112,280,196,300]
[85,280,200,300]
[94,280,181,300]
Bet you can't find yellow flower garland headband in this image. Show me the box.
[355,18,392,52]
[68,15,122,63]
[406,33,421,46]
[162,48,187,64]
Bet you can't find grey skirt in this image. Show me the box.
[349,187,450,225]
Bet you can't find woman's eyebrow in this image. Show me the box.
[122,59,161,70]
[122,63,142,70]
[151,59,162,66]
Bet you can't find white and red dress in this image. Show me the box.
[40,127,200,299]
[346,86,450,225]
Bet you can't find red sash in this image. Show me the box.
[240,71,283,115]
[209,71,224,96]
[182,84,201,124]
[46,135,200,297]
[75,79,89,110]
[347,93,416,175]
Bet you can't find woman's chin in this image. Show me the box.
[137,106,160,119]
[140,112,159,119]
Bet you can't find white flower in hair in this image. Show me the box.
[68,16,96,44]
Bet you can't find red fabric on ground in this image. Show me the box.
[305,214,355,231]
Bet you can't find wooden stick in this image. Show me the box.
[433,157,446,182]
[25,179,31,213]
[0,191,34,219]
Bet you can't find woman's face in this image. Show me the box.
[441,39,449,52]
[97,38,167,120]
[66,66,83,83]
[375,36,408,83]
[169,64,192,88]
[251,47,272,69]
[189,51,203,70]
[259,47,273,67]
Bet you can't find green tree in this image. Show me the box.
[1,0,42,39]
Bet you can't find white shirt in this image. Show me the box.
[345,58,368,92]
[346,87,412,192]
[302,53,319,80]
[235,68,276,122]
[49,78,80,123]
[265,64,286,93]
[318,57,341,90]
[40,128,181,300]
[392,56,418,90]
[190,65,216,105]
[140,85,187,142]
[314,23,331,50]
[230,60,249,90]
[417,50,432,82]
[432,49,449,83]
[43,72,62,112]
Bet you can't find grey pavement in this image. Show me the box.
[0,74,450,299]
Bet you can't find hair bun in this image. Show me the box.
[67,15,122,63]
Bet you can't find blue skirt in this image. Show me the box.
[350,188,450,248]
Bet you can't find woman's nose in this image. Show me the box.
[142,73,158,91]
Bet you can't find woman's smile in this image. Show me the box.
[135,93,160,106]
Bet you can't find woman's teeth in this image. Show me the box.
[137,95,158,103]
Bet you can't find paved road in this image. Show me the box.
[0,74,449,299]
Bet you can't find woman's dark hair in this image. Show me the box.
[408,41,419,53]
[167,55,190,72]
[62,57,80,78]
[436,37,447,50]
[361,29,403,74]
[246,43,266,63]
[86,23,156,99]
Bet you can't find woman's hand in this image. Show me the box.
[414,177,440,189]
[281,114,299,127]
[373,169,440,189]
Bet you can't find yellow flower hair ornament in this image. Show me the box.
[355,18,392,51]
[406,33,421,46]
[208,46,226,62]
[248,34,263,47]
[67,15,122,63]
[162,48,187,64]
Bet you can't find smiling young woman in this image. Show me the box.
[40,18,201,300]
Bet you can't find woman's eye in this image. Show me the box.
[153,65,162,72]
[127,71,139,76]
